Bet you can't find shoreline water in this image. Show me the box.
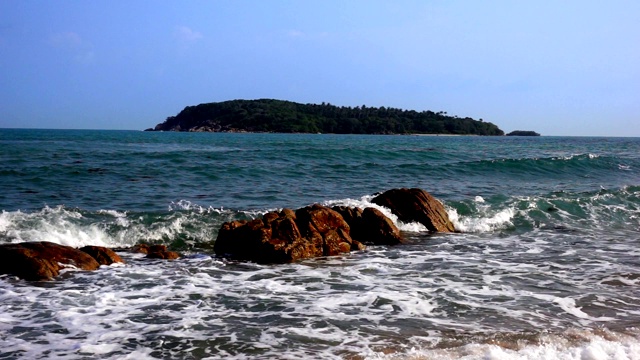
[1,130,639,359]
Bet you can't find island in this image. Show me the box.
[506,130,541,136]
[147,99,504,136]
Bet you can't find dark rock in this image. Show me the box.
[131,243,151,254]
[332,206,364,238]
[146,245,180,260]
[372,188,456,232]
[79,246,124,265]
[333,206,403,245]
[0,241,100,281]
[506,130,540,136]
[361,207,404,245]
[129,244,180,260]
[214,205,364,263]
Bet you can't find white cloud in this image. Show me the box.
[174,26,203,43]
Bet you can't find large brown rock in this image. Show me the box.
[79,245,124,265]
[333,206,404,245]
[371,188,456,232]
[0,242,100,281]
[214,204,365,263]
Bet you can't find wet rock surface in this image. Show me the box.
[372,188,456,232]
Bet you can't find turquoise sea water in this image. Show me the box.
[1,129,639,359]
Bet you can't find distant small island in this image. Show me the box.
[147,99,505,136]
[506,130,541,136]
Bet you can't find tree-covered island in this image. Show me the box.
[506,130,541,136]
[148,99,505,135]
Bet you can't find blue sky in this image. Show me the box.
[0,1,638,136]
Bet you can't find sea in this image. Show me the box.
[1,129,639,360]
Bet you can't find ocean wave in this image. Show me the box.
[3,186,639,249]
[446,186,640,234]
[0,204,236,249]
[0,206,114,247]
[449,153,626,176]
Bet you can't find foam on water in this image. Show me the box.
[2,220,639,359]
[0,206,114,247]
[365,330,640,360]
[3,185,640,253]
[448,206,516,233]
[323,195,429,232]
[0,203,232,249]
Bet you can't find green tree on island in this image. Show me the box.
[149,99,505,136]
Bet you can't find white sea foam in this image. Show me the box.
[365,330,640,360]
[1,196,639,359]
[323,195,429,232]
[0,206,113,247]
[168,199,228,214]
[447,206,515,233]
[0,204,226,248]
[1,232,639,359]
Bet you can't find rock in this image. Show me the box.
[332,206,364,237]
[361,207,404,245]
[295,204,360,257]
[79,245,124,265]
[371,188,456,232]
[146,245,180,260]
[333,206,403,245]
[128,244,180,259]
[214,205,364,263]
[0,241,100,281]
[131,243,151,254]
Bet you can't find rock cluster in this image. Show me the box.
[0,242,115,281]
[0,242,182,281]
[214,188,455,263]
[214,205,365,263]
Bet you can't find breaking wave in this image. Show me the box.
[2,186,639,250]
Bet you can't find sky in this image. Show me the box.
[0,1,638,136]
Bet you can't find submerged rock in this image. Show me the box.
[214,204,365,263]
[146,245,180,260]
[79,245,124,265]
[0,241,101,281]
[130,244,180,260]
[372,188,456,232]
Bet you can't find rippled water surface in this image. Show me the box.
[1,130,640,359]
